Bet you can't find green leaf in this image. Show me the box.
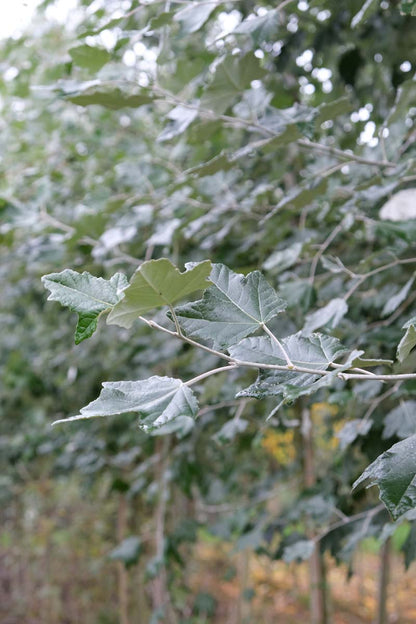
[278,279,316,313]
[382,276,414,317]
[354,435,416,520]
[383,402,416,440]
[185,152,234,178]
[213,418,249,444]
[400,0,416,15]
[201,53,266,114]
[174,264,287,349]
[42,270,128,344]
[336,419,372,450]
[351,356,393,368]
[52,375,199,431]
[259,124,302,153]
[233,9,280,44]
[69,44,111,72]
[148,11,175,30]
[107,259,211,328]
[109,536,142,567]
[263,242,303,274]
[229,333,348,370]
[64,82,154,109]
[397,324,416,363]
[283,540,315,563]
[303,298,348,336]
[264,178,328,223]
[174,2,217,33]
[235,334,349,402]
[158,105,198,142]
[315,97,353,124]
[238,368,320,400]
[150,415,195,438]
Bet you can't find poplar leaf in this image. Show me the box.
[52,376,198,432]
[107,259,212,328]
[354,435,416,520]
[174,264,286,349]
[397,324,416,363]
[42,270,128,343]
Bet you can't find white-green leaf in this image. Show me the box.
[303,298,348,336]
[174,2,217,33]
[237,369,320,401]
[157,105,198,142]
[109,537,142,566]
[397,324,416,363]
[52,376,198,432]
[107,259,212,328]
[235,334,352,402]
[174,264,287,349]
[201,53,266,114]
[229,333,348,370]
[42,270,128,343]
[69,44,111,72]
[263,242,303,274]
[383,402,416,440]
[382,276,414,317]
[283,540,315,563]
[64,82,154,109]
[337,419,373,450]
[354,435,416,520]
[233,9,280,43]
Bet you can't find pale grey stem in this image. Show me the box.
[262,324,294,368]
[185,364,237,386]
[138,317,416,382]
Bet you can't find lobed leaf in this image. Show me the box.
[397,324,416,363]
[229,333,348,369]
[383,401,416,440]
[173,264,286,349]
[52,376,199,432]
[354,435,416,520]
[382,276,414,317]
[201,53,266,114]
[303,298,348,336]
[107,259,212,328]
[42,270,128,343]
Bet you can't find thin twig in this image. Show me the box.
[362,381,403,423]
[343,258,416,301]
[315,504,385,544]
[367,291,416,329]
[263,323,294,368]
[138,317,416,382]
[185,364,237,386]
[297,139,396,169]
[309,222,344,284]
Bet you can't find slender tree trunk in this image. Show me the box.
[117,494,130,624]
[301,405,329,624]
[376,537,391,624]
[150,437,178,624]
[236,549,251,624]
